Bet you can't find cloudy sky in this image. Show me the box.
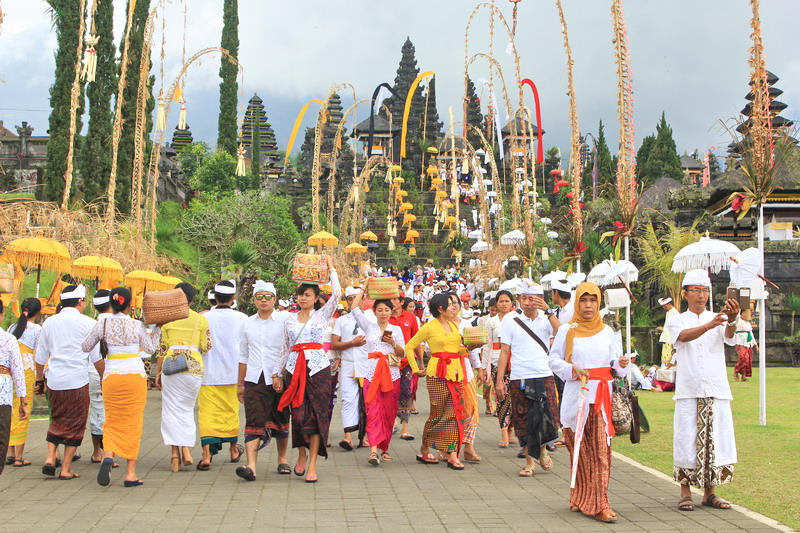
[1,0,798,162]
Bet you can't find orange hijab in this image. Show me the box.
[565,282,605,363]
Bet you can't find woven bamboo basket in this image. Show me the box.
[142,288,189,325]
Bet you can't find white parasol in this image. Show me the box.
[601,260,639,287]
[730,247,780,290]
[567,272,586,288]
[672,236,741,274]
[540,270,567,291]
[570,376,590,489]
[499,277,521,294]
[587,259,614,285]
[471,240,490,253]
[468,229,483,240]
[500,229,526,246]
[546,231,559,239]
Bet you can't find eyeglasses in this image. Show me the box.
[255,294,274,301]
[685,288,710,294]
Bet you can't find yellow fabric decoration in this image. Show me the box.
[400,71,434,158]
[284,98,325,167]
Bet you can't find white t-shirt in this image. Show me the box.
[498,311,553,380]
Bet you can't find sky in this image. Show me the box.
[1,0,798,163]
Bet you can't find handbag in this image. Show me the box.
[99,318,109,358]
[611,374,641,443]
[162,314,199,376]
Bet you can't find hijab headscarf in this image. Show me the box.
[565,282,605,363]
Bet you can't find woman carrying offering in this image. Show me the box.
[349,280,405,465]
[273,256,340,483]
[6,298,41,467]
[155,283,212,471]
[548,282,629,523]
[82,288,161,487]
[404,293,472,470]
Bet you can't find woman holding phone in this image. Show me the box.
[348,280,406,465]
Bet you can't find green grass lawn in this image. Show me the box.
[614,367,800,529]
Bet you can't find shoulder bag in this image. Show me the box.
[162,314,199,376]
[99,318,109,358]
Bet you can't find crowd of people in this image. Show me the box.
[0,261,746,522]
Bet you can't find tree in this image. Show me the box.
[217,0,240,156]
[44,0,86,202]
[190,150,246,195]
[177,141,209,185]
[382,38,425,171]
[708,152,722,182]
[640,112,683,187]
[594,120,616,197]
[116,0,153,215]
[635,134,655,184]
[80,0,117,206]
[464,76,485,150]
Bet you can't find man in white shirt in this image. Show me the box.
[495,283,558,477]
[235,281,290,481]
[550,280,574,324]
[666,269,739,512]
[34,285,103,479]
[198,280,248,470]
[330,287,369,450]
[88,290,112,463]
[657,297,679,364]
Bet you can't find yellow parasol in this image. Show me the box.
[72,255,124,285]
[426,146,439,154]
[426,165,439,175]
[390,164,402,173]
[399,202,414,211]
[359,230,378,242]
[396,190,409,198]
[392,177,405,184]
[125,270,168,292]
[404,229,420,243]
[344,243,367,254]
[435,190,448,199]
[307,230,339,248]
[403,213,417,226]
[160,275,183,289]
[3,236,72,298]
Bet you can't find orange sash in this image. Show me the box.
[365,351,393,403]
[277,343,323,410]
[586,366,615,437]
[431,351,467,382]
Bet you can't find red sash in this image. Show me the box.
[431,351,467,382]
[492,342,501,350]
[366,352,393,403]
[277,343,323,410]
[586,366,615,437]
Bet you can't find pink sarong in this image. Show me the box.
[363,378,400,452]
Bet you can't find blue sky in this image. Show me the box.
[1,0,798,162]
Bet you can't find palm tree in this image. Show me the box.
[581,231,612,268]
[786,294,800,337]
[636,218,700,311]
[226,239,258,298]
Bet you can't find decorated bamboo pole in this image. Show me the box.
[556,0,584,271]
[105,0,138,229]
[60,0,87,210]
[327,98,367,232]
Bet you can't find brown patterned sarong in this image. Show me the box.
[0,405,11,476]
[46,385,90,447]
[397,365,413,423]
[492,367,512,429]
[563,410,612,516]
[423,376,465,454]
[285,367,332,459]
[245,374,290,448]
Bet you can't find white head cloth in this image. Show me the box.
[278,299,290,308]
[215,281,236,295]
[551,280,572,293]
[252,280,276,296]
[208,290,216,301]
[345,286,361,298]
[658,297,673,306]
[93,295,110,306]
[61,284,86,300]
[682,269,711,288]
[518,282,544,296]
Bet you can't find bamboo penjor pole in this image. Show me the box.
[60,0,88,210]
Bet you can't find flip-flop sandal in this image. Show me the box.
[677,496,695,511]
[400,434,415,441]
[58,472,80,480]
[277,463,291,475]
[517,450,526,459]
[42,464,56,477]
[123,479,144,487]
[554,440,567,448]
[236,466,256,481]
[97,457,114,487]
[546,444,557,452]
[702,495,731,510]
[72,453,82,462]
[410,410,419,415]
[519,465,535,477]
[305,474,318,483]
[13,459,32,467]
[498,441,510,448]
[368,452,379,466]
[293,463,306,476]
[539,455,553,471]
[230,444,244,463]
[196,461,211,471]
[463,453,482,463]
[415,453,439,465]
[446,460,465,470]
[339,440,354,451]
[381,453,393,463]
[5,456,14,465]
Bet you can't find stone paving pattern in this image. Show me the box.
[0,389,787,532]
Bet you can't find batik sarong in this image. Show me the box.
[244,374,290,449]
[285,367,332,458]
[46,385,90,447]
[564,410,612,516]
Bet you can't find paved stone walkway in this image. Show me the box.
[0,388,789,532]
